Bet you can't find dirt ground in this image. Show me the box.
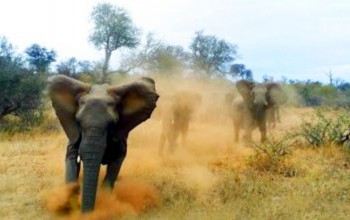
[1,78,350,219]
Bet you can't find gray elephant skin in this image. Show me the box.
[232,80,285,143]
[158,91,201,155]
[48,75,159,212]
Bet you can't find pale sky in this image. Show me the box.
[1,0,349,82]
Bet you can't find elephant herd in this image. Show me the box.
[229,80,287,143]
[47,75,287,212]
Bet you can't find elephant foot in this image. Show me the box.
[65,159,81,183]
[101,180,114,190]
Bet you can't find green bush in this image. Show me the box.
[291,109,350,147]
[0,37,46,132]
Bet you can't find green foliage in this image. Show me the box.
[190,31,237,77]
[289,80,350,107]
[89,2,140,82]
[291,109,350,147]
[0,37,46,131]
[229,63,253,80]
[89,3,140,51]
[56,57,77,76]
[55,58,101,83]
[25,43,56,73]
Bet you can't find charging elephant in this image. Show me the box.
[235,80,284,143]
[229,97,247,142]
[48,75,158,212]
[158,91,201,155]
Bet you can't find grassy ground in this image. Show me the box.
[1,107,350,220]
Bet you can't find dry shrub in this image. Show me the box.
[41,179,160,219]
[246,138,297,177]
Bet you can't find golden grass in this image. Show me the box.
[1,75,350,219]
[1,106,350,220]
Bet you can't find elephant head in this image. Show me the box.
[236,80,283,142]
[48,75,158,212]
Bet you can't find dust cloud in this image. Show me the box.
[42,75,302,219]
[42,179,159,219]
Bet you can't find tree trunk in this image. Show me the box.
[101,50,112,83]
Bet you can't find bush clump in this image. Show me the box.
[247,138,296,177]
[291,109,350,147]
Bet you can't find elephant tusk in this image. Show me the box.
[77,156,81,163]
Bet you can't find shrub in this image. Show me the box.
[0,37,46,132]
[291,109,350,147]
[247,138,296,176]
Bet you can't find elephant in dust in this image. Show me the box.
[229,96,246,143]
[158,91,201,155]
[48,75,158,212]
[233,80,285,143]
[266,83,287,128]
[266,105,280,128]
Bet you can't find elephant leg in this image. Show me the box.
[169,127,180,153]
[65,142,80,183]
[233,120,240,143]
[102,157,125,189]
[259,122,267,143]
[271,107,276,128]
[267,108,274,129]
[181,121,189,147]
[276,106,281,123]
[244,127,253,142]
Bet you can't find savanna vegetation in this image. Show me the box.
[1,2,350,220]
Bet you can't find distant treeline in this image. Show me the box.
[1,1,349,132]
[286,80,350,108]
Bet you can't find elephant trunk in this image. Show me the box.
[80,128,107,213]
[252,104,267,123]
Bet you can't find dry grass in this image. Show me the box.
[1,78,350,219]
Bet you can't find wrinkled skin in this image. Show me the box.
[48,75,158,213]
[158,91,201,155]
[234,80,285,143]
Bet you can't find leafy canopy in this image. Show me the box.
[190,31,237,77]
[89,3,140,52]
[89,2,140,82]
[229,63,253,80]
[0,37,45,126]
[25,44,56,73]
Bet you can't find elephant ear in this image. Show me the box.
[236,80,254,103]
[266,83,286,106]
[47,75,91,144]
[108,77,159,139]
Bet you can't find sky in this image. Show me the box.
[0,0,349,83]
